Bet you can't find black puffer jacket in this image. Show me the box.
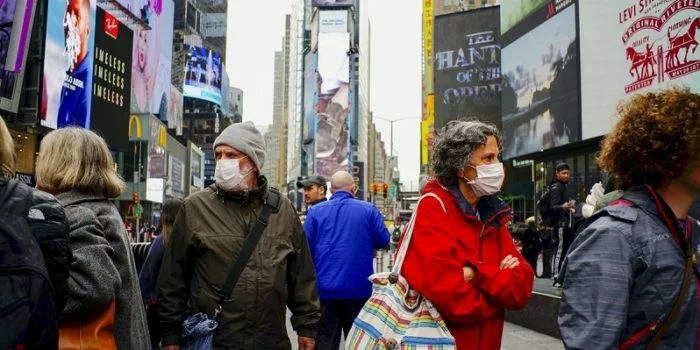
[28,189,71,315]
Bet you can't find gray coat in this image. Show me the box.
[57,191,150,350]
[558,186,698,349]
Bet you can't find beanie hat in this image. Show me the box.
[213,122,266,171]
[555,162,570,172]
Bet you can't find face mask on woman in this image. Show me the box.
[463,162,505,197]
[215,157,253,192]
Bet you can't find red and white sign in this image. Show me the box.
[580,0,700,139]
[104,11,119,39]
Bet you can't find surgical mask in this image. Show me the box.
[215,158,252,192]
[464,162,505,197]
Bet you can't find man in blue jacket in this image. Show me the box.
[303,170,390,349]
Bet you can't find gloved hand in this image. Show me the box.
[582,182,605,218]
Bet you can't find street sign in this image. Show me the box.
[388,185,397,198]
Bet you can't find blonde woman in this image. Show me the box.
[0,117,60,349]
[36,127,150,349]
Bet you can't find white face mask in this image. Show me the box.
[215,158,252,192]
[464,162,505,197]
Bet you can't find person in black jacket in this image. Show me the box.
[548,162,575,287]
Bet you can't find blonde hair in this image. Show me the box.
[0,116,15,177]
[36,127,124,197]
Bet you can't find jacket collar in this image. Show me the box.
[56,190,109,207]
[330,191,354,201]
[418,177,508,222]
[211,176,269,204]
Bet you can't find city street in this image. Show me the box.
[285,313,563,349]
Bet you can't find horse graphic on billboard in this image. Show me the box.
[626,44,657,81]
[666,17,699,69]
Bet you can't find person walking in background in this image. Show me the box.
[519,217,542,273]
[303,170,390,349]
[547,162,575,287]
[297,174,328,208]
[401,120,534,350]
[157,122,320,350]
[35,127,150,349]
[139,198,183,350]
[0,117,60,350]
[559,88,700,349]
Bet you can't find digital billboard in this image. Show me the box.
[312,0,354,8]
[130,0,174,114]
[579,0,700,140]
[0,0,36,114]
[303,52,316,144]
[40,0,97,129]
[168,84,184,135]
[501,1,579,159]
[315,32,350,179]
[319,10,347,33]
[434,7,501,130]
[91,8,132,152]
[501,0,548,36]
[183,45,223,106]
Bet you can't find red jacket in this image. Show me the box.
[400,179,534,350]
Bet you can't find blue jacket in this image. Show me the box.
[304,191,390,300]
[558,185,699,349]
[139,234,165,303]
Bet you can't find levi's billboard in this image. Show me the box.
[579,0,700,140]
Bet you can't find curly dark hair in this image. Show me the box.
[598,87,700,190]
[430,120,501,186]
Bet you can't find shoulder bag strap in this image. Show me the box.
[214,188,282,316]
[391,193,446,275]
[644,217,696,349]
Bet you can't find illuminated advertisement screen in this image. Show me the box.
[168,84,184,134]
[183,45,223,106]
[312,0,354,8]
[40,0,97,129]
[91,7,132,152]
[434,7,501,131]
[303,52,316,143]
[315,32,350,179]
[579,0,700,139]
[500,1,580,159]
[130,0,174,114]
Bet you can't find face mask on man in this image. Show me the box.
[215,157,252,192]
[463,162,505,197]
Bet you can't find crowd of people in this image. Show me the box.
[1,87,699,350]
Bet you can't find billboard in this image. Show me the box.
[315,32,350,179]
[183,45,223,105]
[319,10,347,33]
[303,52,316,144]
[580,0,700,139]
[41,0,97,129]
[501,1,580,159]
[501,0,548,36]
[352,161,365,201]
[168,155,185,196]
[168,84,184,135]
[421,94,435,168]
[91,8,133,152]
[434,8,501,130]
[0,0,36,114]
[312,0,354,8]
[130,0,174,114]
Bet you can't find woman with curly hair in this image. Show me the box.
[558,87,700,349]
[400,120,534,350]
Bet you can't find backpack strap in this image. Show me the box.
[213,188,282,317]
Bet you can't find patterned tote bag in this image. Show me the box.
[346,193,456,350]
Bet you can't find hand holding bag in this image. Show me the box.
[345,193,456,350]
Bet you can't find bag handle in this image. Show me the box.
[391,193,446,275]
[214,188,282,317]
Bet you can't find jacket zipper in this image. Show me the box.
[478,208,511,262]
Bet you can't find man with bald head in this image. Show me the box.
[304,170,390,349]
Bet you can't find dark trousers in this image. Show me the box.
[316,299,367,350]
[146,303,161,350]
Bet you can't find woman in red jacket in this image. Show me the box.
[402,120,535,350]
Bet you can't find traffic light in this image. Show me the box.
[371,183,378,196]
[382,183,389,198]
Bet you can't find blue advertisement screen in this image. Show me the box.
[183,45,223,106]
[40,0,97,129]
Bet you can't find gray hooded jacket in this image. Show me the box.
[57,191,150,350]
